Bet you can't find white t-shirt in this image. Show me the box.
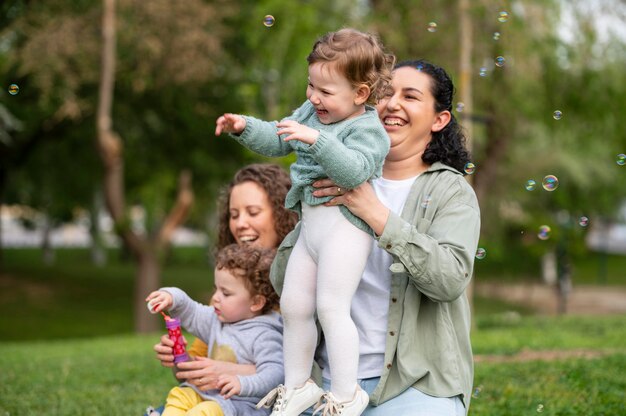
[318,175,419,379]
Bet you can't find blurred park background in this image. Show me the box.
[1,0,625,415]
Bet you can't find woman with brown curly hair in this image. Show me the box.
[150,164,297,407]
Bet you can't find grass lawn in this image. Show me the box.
[1,247,625,415]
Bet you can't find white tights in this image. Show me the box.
[280,204,372,402]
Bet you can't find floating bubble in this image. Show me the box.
[456,102,465,112]
[495,56,506,67]
[420,194,432,208]
[263,15,275,27]
[464,162,476,175]
[427,22,438,32]
[475,248,486,259]
[579,216,589,227]
[498,11,509,23]
[536,404,544,413]
[479,67,487,77]
[416,63,424,71]
[525,179,537,191]
[472,385,483,398]
[542,175,559,191]
[538,225,551,240]
[493,31,501,40]
[553,110,563,120]
[8,84,19,95]
[617,153,626,166]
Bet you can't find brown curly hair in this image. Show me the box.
[307,28,395,105]
[215,244,279,314]
[216,163,298,250]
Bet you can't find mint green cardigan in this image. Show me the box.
[229,100,389,234]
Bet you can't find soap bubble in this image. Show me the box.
[421,194,432,208]
[464,162,476,175]
[8,84,19,95]
[542,175,559,191]
[493,31,501,40]
[579,216,589,227]
[427,22,438,32]
[525,179,537,191]
[536,404,544,413]
[616,153,626,166]
[553,110,563,120]
[472,385,483,398]
[495,56,506,67]
[498,11,509,23]
[456,102,465,112]
[263,15,275,27]
[475,248,486,259]
[479,67,487,77]
[538,225,551,240]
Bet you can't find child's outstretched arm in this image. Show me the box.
[215,113,247,135]
[145,291,174,313]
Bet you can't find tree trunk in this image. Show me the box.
[41,213,55,265]
[135,248,161,333]
[90,190,107,267]
[97,0,194,333]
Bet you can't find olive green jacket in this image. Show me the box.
[270,162,481,413]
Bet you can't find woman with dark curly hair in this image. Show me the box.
[271,59,481,415]
[148,164,297,415]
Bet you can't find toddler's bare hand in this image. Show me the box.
[215,113,246,135]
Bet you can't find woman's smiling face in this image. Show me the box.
[228,181,279,249]
[376,66,444,158]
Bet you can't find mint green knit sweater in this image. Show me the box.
[229,100,389,234]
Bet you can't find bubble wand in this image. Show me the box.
[147,299,189,364]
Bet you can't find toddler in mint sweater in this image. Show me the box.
[215,28,394,416]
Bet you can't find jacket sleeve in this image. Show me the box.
[238,328,284,397]
[377,184,481,302]
[308,121,389,189]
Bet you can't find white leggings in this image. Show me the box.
[280,204,372,402]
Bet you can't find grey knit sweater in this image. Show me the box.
[162,287,284,416]
[230,100,389,234]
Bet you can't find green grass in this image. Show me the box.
[0,334,173,416]
[0,318,624,416]
[471,354,626,415]
[1,247,625,415]
[0,247,212,340]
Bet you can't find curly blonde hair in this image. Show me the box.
[307,28,395,105]
[215,244,279,314]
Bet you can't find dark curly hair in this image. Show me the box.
[394,60,472,173]
[216,164,298,250]
[307,28,396,105]
[216,244,279,314]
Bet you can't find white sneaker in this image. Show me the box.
[312,387,369,416]
[257,379,325,416]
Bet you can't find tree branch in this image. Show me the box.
[158,169,194,248]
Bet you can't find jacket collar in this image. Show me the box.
[426,161,463,175]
